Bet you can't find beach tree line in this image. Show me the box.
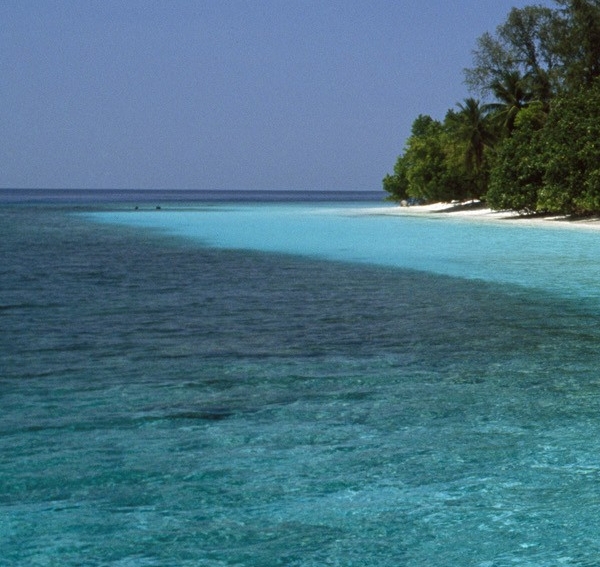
[383,0,600,215]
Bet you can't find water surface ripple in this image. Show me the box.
[2,200,600,566]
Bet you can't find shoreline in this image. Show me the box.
[362,201,600,231]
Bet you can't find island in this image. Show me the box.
[383,1,600,218]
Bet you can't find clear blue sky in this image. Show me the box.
[1,0,554,191]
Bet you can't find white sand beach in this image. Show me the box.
[362,201,600,231]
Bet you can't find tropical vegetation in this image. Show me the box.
[383,0,600,216]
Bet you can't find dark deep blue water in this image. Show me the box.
[2,190,600,566]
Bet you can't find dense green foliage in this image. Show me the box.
[384,0,600,216]
[486,102,546,212]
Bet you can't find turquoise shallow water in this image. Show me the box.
[87,202,600,302]
[3,195,600,566]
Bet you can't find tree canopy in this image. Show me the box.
[384,0,600,216]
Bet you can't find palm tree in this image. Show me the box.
[443,98,497,198]
[487,71,533,133]
[451,98,496,176]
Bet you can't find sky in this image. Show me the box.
[1,0,555,192]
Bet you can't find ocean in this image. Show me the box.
[2,189,600,566]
